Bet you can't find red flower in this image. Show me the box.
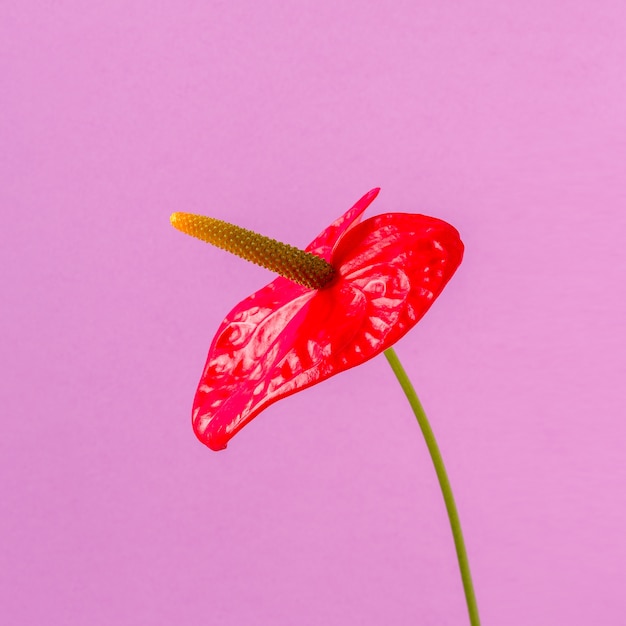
[191,189,463,450]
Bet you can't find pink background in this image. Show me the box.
[2,1,625,624]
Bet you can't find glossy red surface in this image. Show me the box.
[192,189,464,450]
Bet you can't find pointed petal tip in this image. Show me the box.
[193,413,229,451]
[197,433,228,452]
[207,439,228,452]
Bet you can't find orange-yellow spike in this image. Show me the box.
[170,212,336,290]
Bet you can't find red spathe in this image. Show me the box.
[193,189,464,450]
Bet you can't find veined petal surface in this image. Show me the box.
[192,190,463,450]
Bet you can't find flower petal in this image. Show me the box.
[192,193,463,451]
[192,190,379,451]
[304,188,380,260]
[331,212,464,358]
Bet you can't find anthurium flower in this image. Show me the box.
[171,188,463,450]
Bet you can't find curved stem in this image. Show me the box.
[383,347,480,626]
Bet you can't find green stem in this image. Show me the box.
[383,347,480,626]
